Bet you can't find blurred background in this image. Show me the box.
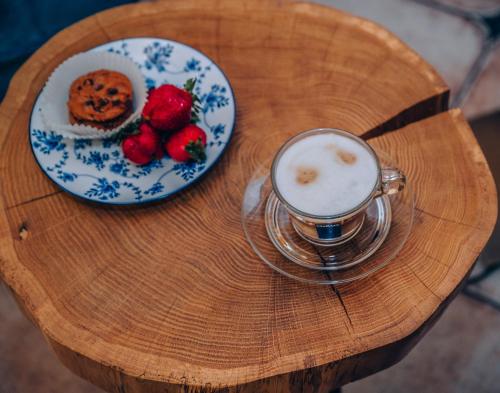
[0,0,499,392]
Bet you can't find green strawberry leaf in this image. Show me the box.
[110,118,142,143]
[185,138,207,163]
[184,78,197,93]
[184,78,202,125]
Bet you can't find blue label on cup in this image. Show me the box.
[316,223,342,239]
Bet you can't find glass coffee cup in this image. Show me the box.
[270,128,405,246]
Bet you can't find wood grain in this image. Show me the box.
[0,1,495,392]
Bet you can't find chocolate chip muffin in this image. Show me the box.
[68,69,133,130]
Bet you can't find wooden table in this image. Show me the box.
[0,1,497,392]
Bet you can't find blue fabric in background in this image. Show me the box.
[0,0,136,102]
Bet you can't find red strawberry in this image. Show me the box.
[122,122,162,165]
[165,124,207,163]
[142,84,192,132]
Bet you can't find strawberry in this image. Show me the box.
[122,122,163,165]
[142,84,193,132]
[165,124,207,163]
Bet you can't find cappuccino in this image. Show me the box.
[273,132,379,216]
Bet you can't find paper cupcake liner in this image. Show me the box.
[40,51,147,139]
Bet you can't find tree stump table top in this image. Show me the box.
[0,1,497,392]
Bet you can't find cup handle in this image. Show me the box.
[379,168,406,195]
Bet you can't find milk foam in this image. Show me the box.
[274,133,379,216]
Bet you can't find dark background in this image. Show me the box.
[0,0,136,101]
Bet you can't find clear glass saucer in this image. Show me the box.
[241,151,414,285]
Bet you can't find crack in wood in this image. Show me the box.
[415,206,483,231]
[406,263,441,299]
[415,246,455,284]
[313,246,355,331]
[93,14,112,41]
[332,285,355,331]
[6,190,62,210]
[361,91,450,140]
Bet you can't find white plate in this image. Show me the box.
[30,37,236,205]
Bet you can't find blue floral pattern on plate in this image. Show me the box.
[30,38,235,205]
